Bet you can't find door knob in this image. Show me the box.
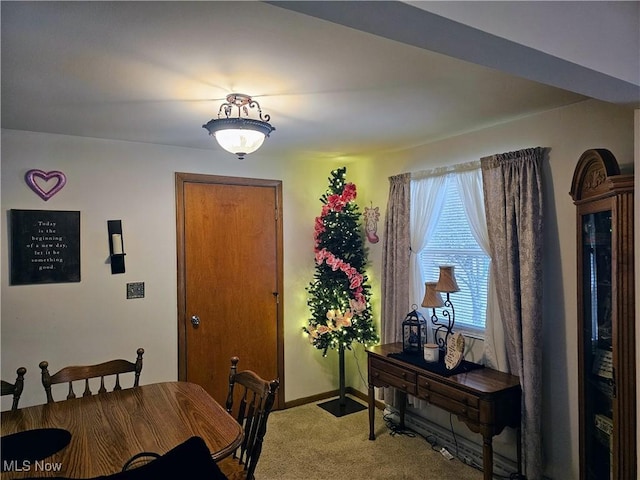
[191,315,200,327]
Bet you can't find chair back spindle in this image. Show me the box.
[40,348,144,403]
[1,367,27,410]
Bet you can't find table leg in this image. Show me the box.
[398,390,407,430]
[368,383,375,440]
[482,434,493,480]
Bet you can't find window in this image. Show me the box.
[419,177,490,332]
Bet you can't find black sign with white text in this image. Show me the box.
[10,209,80,285]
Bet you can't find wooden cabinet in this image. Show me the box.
[570,149,635,480]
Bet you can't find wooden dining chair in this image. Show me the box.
[39,348,144,403]
[1,366,27,410]
[219,357,279,480]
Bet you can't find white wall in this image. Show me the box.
[1,98,635,478]
[0,130,348,408]
[348,99,635,479]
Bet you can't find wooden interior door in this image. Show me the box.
[176,173,283,409]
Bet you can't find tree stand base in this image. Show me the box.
[317,345,367,417]
[318,396,366,417]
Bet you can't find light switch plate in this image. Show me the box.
[126,282,145,299]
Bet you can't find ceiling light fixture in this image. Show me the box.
[202,93,275,160]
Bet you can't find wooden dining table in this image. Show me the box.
[0,381,243,479]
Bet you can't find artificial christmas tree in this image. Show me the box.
[303,167,379,416]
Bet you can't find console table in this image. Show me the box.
[367,343,521,480]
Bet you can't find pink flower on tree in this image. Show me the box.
[341,183,357,202]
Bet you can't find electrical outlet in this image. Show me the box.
[126,282,145,299]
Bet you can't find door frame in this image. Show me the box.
[175,172,285,409]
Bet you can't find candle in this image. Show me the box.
[111,234,123,254]
[423,343,439,363]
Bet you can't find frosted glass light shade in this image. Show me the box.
[203,116,275,160]
[214,129,266,156]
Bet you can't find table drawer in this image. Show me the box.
[417,375,480,409]
[369,358,417,394]
[418,388,480,422]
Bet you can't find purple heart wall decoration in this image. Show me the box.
[25,169,67,201]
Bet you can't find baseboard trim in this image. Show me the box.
[284,387,383,410]
[346,386,385,410]
[284,390,339,409]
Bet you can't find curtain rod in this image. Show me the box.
[410,160,480,180]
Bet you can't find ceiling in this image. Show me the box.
[1,1,636,161]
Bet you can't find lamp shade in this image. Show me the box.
[436,265,460,293]
[421,282,444,308]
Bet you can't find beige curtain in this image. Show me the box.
[481,147,545,480]
[381,173,411,345]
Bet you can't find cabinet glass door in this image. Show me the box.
[581,210,613,480]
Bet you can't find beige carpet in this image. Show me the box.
[255,396,484,480]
